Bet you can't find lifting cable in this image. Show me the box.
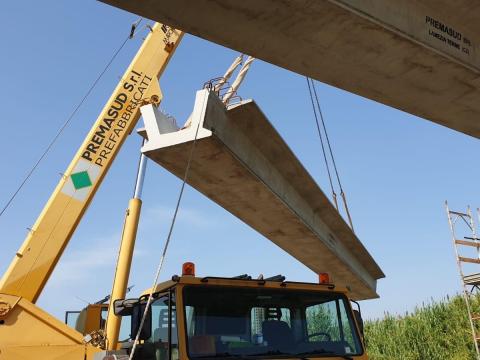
[128,88,208,360]
[223,55,255,104]
[0,18,143,219]
[183,54,252,128]
[306,77,337,209]
[214,54,243,93]
[306,76,355,232]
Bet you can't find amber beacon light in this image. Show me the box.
[319,273,330,284]
[182,262,196,276]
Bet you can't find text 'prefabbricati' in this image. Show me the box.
[81,70,153,167]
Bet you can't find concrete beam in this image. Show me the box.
[140,90,384,300]
[102,0,480,138]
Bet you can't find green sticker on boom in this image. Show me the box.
[70,171,93,190]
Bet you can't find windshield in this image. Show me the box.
[183,286,362,358]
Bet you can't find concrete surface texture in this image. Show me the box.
[102,0,480,138]
[141,90,384,300]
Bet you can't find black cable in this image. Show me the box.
[309,77,354,230]
[0,19,142,219]
[306,77,336,200]
[310,78,344,193]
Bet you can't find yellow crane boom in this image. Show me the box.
[0,23,183,303]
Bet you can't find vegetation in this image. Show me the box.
[365,294,478,360]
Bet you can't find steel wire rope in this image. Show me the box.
[128,89,209,360]
[306,77,338,210]
[310,78,344,193]
[0,18,143,219]
[307,77,355,231]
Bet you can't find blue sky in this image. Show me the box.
[1,1,479,321]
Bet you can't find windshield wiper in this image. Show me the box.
[297,350,353,360]
[250,350,308,360]
[195,350,352,360]
[194,352,252,360]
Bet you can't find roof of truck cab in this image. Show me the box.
[144,275,351,296]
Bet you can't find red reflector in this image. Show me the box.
[319,273,330,284]
[182,262,195,276]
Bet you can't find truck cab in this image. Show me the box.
[112,268,367,360]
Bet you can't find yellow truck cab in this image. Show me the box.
[107,265,367,360]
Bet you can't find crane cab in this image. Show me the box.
[65,303,108,337]
[111,270,367,360]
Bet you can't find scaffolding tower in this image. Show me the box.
[446,203,480,359]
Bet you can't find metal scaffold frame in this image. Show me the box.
[446,203,480,359]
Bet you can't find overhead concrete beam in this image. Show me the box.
[102,0,480,138]
[140,89,384,300]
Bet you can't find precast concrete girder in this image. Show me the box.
[139,89,384,300]
[102,0,480,138]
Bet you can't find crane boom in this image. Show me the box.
[0,23,183,303]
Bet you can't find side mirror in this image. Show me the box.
[113,298,152,341]
[114,298,138,316]
[353,309,364,337]
[131,300,152,341]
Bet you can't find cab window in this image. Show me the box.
[132,291,178,360]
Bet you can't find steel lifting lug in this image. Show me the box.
[141,94,160,107]
[0,300,11,319]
